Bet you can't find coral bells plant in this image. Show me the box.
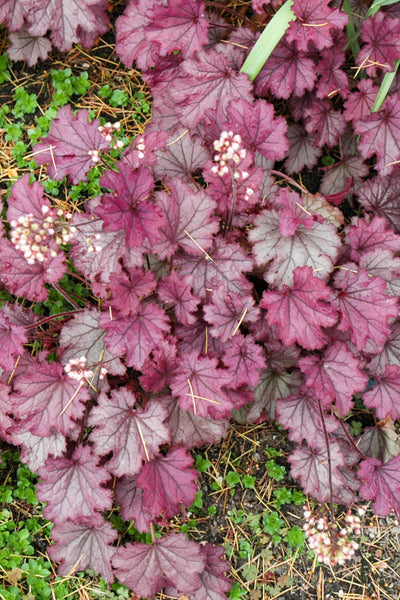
[3,0,400,596]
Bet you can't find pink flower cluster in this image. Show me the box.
[134,136,146,159]
[211,131,248,179]
[10,205,73,264]
[64,356,94,381]
[99,121,124,149]
[303,506,363,566]
[64,356,108,382]
[85,233,102,254]
[88,122,124,163]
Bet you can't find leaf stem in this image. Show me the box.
[150,522,156,544]
[271,170,307,193]
[337,417,368,461]
[52,283,81,310]
[317,398,335,524]
[25,310,82,329]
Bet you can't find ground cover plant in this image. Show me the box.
[1,0,400,598]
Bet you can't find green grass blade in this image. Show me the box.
[240,0,296,81]
[367,0,400,18]
[372,59,400,111]
[343,0,360,60]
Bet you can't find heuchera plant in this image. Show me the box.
[2,0,400,595]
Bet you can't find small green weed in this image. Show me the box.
[273,486,305,509]
[195,455,212,473]
[0,52,10,83]
[12,87,38,118]
[224,470,256,492]
[51,68,91,106]
[227,581,248,599]
[266,458,286,481]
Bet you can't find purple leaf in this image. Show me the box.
[137,447,198,520]
[358,11,400,76]
[0,0,45,31]
[48,514,117,583]
[304,97,346,148]
[299,342,368,415]
[151,177,218,260]
[170,350,236,419]
[286,0,348,51]
[114,476,153,532]
[358,455,400,516]
[158,271,200,326]
[343,79,379,125]
[12,360,90,436]
[289,440,355,504]
[261,266,338,351]
[107,268,156,317]
[278,189,315,236]
[359,249,400,297]
[175,310,223,356]
[27,0,109,52]
[255,40,316,100]
[320,154,368,200]
[204,286,259,343]
[146,0,209,59]
[153,129,210,181]
[33,106,109,183]
[315,43,349,99]
[112,532,205,598]
[115,0,159,70]
[95,163,160,248]
[76,2,109,47]
[357,174,400,233]
[69,203,143,292]
[175,237,254,300]
[276,387,338,449]
[140,338,179,393]
[169,47,253,127]
[247,367,303,422]
[225,98,288,161]
[7,28,52,65]
[59,307,125,378]
[363,365,400,420]
[10,424,66,473]
[331,266,398,353]
[347,215,400,261]
[37,445,112,523]
[249,194,341,287]
[355,95,400,176]
[368,320,400,375]
[88,391,170,477]
[166,543,232,600]
[284,123,322,174]
[222,333,265,389]
[357,417,400,464]
[161,395,228,448]
[245,338,302,421]
[100,303,170,370]
[0,306,28,371]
